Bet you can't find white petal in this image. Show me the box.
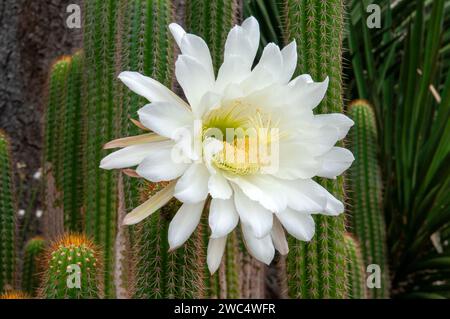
[118,71,187,107]
[196,91,222,118]
[280,40,297,84]
[168,23,185,47]
[283,179,327,213]
[207,236,227,274]
[208,173,232,199]
[209,198,239,238]
[221,17,260,84]
[169,24,214,92]
[276,208,315,241]
[271,142,321,179]
[138,102,193,139]
[271,217,289,255]
[103,133,167,149]
[241,224,274,265]
[228,175,287,212]
[136,143,189,182]
[122,181,176,225]
[241,16,260,56]
[240,43,283,92]
[288,75,329,110]
[233,187,273,238]
[175,55,214,112]
[314,113,354,140]
[317,147,354,179]
[168,201,205,249]
[174,163,210,203]
[100,141,171,170]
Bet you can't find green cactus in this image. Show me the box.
[39,234,102,299]
[348,99,390,298]
[284,0,348,298]
[43,57,71,240]
[22,237,46,297]
[186,0,240,71]
[82,0,120,297]
[131,183,210,299]
[344,234,367,299]
[62,52,84,232]
[0,131,16,292]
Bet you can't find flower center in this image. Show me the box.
[202,99,279,176]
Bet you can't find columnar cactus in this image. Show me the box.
[348,100,389,298]
[22,237,46,297]
[344,234,367,299]
[62,52,84,232]
[39,234,102,299]
[82,0,120,297]
[284,0,348,298]
[0,131,16,293]
[43,57,71,239]
[186,0,240,71]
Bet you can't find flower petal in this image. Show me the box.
[280,40,297,84]
[118,71,187,107]
[276,208,315,241]
[169,23,214,93]
[209,198,239,238]
[317,147,354,179]
[136,143,189,182]
[314,113,354,140]
[228,175,287,212]
[174,163,210,203]
[138,102,193,139]
[271,217,289,255]
[208,173,232,199]
[168,201,205,250]
[207,236,227,274]
[283,179,327,213]
[288,75,329,110]
[241,43,283,92]
[103,133,167,149]
[122,181,176,225]
[241,224,275,265]
[233,187,273,238]
[100,141,172,170]
[175,55,214,112]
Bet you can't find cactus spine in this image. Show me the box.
[0,131,16,293]
[22,237,46,297]
[0,291,31,299]
[344,234,367,299]
[348,100,389,298]
[82,0,120,297]
[39,234,102,299]
[284,0,348,298]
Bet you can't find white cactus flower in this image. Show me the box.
[100,17,354,274]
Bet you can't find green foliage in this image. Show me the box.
[283,0,347,299]
[22,237,46,297]
[345,234,367,299]
[0,131,16,292]
[39,234,102,299]
[347,0,450,297]
[348,100,390,298]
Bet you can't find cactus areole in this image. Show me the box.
[100,17,354,274]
